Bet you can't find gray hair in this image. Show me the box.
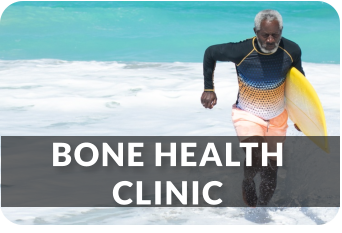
[254,9,283,31]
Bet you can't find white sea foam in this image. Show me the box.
[0,59,340,224]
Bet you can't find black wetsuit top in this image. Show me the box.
[203,37,304,120]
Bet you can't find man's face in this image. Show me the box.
[254,19,282,53]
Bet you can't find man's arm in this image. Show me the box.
[294,124,301,132]
[282,38,305,76]
[203,43,244,90]
[289,41,305,132]
[201,41,251,109]
[292,47,305,76]
[201,91,217,109]
[289,42,304,131]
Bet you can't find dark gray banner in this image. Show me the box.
[1,136,339,207]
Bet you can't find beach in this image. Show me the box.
[0,1,340,225]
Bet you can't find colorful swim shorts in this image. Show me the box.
[231,104,288,142]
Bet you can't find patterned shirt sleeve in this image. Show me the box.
[203,39,253,90]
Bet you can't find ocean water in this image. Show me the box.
[0,1,340,226]
[0,1,340,63]
[0,60,340,225]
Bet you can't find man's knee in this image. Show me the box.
[241,136,265,144]
[241,136,265,153]
[242,136,265,167]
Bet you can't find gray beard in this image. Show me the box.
[256,37,281,54]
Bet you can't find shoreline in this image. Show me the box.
[0,59,340,65]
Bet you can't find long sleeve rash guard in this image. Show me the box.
[203,36,305,120]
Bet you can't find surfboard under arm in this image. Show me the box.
[285,67,329,153]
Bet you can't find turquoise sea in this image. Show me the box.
[0,1,340,63]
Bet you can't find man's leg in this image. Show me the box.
[241,136,264,207]
[257,137,284,206]
[258,158,278,206]
[231,105,283,207]
[242,161,259,207]
[257,108,288,206]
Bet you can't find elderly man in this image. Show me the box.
[201,10,304,207]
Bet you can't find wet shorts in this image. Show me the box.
[231,104,288,142]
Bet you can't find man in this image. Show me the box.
[201,10,304,207]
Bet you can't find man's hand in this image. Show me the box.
[294,124,301,132]
[201,91,217,109]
